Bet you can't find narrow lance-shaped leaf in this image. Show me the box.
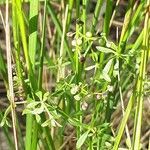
[96,46,117,54]
[76,130,89,149]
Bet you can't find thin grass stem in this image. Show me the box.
[5,0,18,149]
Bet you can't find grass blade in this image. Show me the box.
[28,0,39,70]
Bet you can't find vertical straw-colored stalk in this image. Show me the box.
[117,60,131,148]
[57,5,68,81]
[5,0,18,149]
[109,0,120,27]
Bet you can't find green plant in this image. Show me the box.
[0,0,149,150]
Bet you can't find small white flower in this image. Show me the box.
[86,32,92,38]
[76,38,82,46]
[67,31,75,37]
[71,85,79,95]
[96,94,101,100]
[107,85,113,92]
[74,94,81,101]
[81,102,88,110]
[72,39,76,46]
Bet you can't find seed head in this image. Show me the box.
[80,56,86,63]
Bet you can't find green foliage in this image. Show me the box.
[0,0,149,150]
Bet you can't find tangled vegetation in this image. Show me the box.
[0,0,150,149]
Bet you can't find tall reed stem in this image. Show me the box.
[6,0,18,149]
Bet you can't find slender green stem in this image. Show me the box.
[117,60,131,148]
[28,1,39,150]
[31,1,47,150]
[100,0,113,69]
[76,0,80,18]
[113,91,136,150]
[66,0,74,30]
[75,23,81,141]
[31,120,39,150]
[82,0,87,37]
[132,1,149,148]
[38,0,47,89]
[103,0,113,37]
[91,0,104,33]
[0,47,8,88]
